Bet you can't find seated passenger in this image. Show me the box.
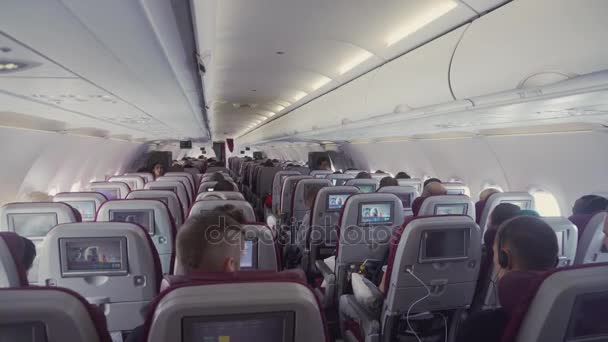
[483,203,521,248]
[126,211,243,342]
[355,171,372,179]
[374,170,385,174]
[572,195,608,215]
[423,177,442,187]
[378,176,399,189]
[208,172,225,182]
[214,179,236,192]
[316,156,331,171]
[214,204,247,224]
[395,171,411,179]
[152,163,165,179]
[479,188,501,202]
[411,182,447,216]
[21,236,36,274]
[456,216,558,342]
[295,185,325,251]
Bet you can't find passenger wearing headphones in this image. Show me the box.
[456,216,559,342]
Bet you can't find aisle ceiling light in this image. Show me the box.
[339,51,373,75]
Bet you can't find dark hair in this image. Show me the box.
[395,172,411,179]
[573,195,608,215]
[355,172,372,179]
[379,176,399,188]
[375,170,385,174]
[423,178,442,187]
[333,171,343,174]
[209,172,225,182]
[214,180,235,192]
[490,203,521,227]
[305,185,326,209]
[497,216,558,271]
[317,156,330,166]
[214,204,247,224]
[21,237,36,271]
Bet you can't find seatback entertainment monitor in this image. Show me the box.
[109,209,155,235]
[7,213,58,238]
[358,202,393,225]
[60,237,128,277]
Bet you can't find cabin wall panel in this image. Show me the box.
[0,127,145,205]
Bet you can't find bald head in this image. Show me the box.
[422,182,447,197]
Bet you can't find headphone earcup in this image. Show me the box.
[499,250,509,269]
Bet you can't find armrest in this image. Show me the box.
[316,258,334,277]
[351,273,383,316]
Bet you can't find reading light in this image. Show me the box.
[293,91,308,102]
[339,51,373,75]
[311,76,332,91]
[385,0,457,47]
[0,61,25,72]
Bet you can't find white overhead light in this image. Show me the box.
[385,0,458,47]
[261,116,269,121]
[275,100,291,107]
[274,105,285,112]
[339,51,373,75]
[293,91,308,102]
[311,76,332,91]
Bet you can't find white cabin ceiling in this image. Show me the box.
[192,0,507,139]
[0,0,209,142]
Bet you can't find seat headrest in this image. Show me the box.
[340,192,405,228]
[125,172,154,183]
[53,192,108,221]
[89,181,131,199]
[197,191,244,201]
[189,200,256,222]
[0,287,112,342]
[126,190,184,226]
[310,170,333,178]
[109,175,145,190]
[479,192,535,234]
[396,178,422,193]
[313,186,360,216]
[326,174,355,186]
[377,185,419,209]
[144,271,328,342]
[417,195,475,218]
[574,211,607,265]
[442,182,470,196]
[345,178,379,193]
[0,202,80,238]
[541,217,579,267]
[0,232,29,287]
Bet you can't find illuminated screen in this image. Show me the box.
[358,202,393,225]
[8,213,58,238]
[314,174,327,179]
[356,184,376,193]
[240,240,257,269]
[434,204,468,216]
[500,200,531,210]
[421,229,468,262]
[327,194,350,211]
[182,312,295,342]
[396,193,412,209]
[208,188,215,192]
[446,188,465,195]
[109,209,155,234]
[97,188,119,200]
[60,237,128,277]
[0,322,47,342]
[64,201,96,221]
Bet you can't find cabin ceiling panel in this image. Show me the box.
[0,0,209,141]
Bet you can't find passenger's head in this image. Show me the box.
[572,195,608,215]
[214,204,246,224]
[214,180,235,192]
[21,237,36,272]
[262,159,274,167]
[176,212,243,274]
[209,172,225,182]
[305,185,325,210]
[489,203,521,231]
[317,156,331,171]
[379,176,399,189]
[479,188,501,202]
[421,182,446,197]
[423,178,442,187]
[333,171,343,174]
[395,172,411,179]
[375,170,385,174]
[519,209,540,217]
[493,216,558,279]
[152,163,165,178]
[355,172,372,179]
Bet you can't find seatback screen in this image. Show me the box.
[240,239,257,269]
[434,204,468,215]
[420,229,469,262]
[396,193,412,209]
[358,202,393,225]
[356,184,376,193]
[97,188,119,200]
[500,200,531,209]
[0,322,47,342]
[446,188,465,195]
[109,209,155,235]
[64,201,96,221]
[566,291,608,341]
[60,237,128,277]
[327,194,350,211]
[8,213,58,238]
[182,311,295,342]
